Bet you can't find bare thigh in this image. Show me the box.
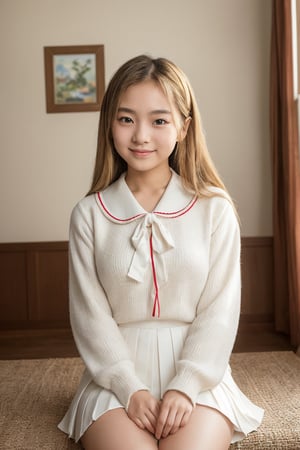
[159,405,234,450]
[81,408,158,450]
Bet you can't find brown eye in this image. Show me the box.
[154,119,167,125]
[118,116,133,123]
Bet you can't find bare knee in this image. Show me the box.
[81,408,158,450]
[159,405,233,450]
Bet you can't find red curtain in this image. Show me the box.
[270,0,300,348]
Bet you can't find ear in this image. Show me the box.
[178,116,192,142]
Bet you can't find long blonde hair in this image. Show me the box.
[88,55,228,198]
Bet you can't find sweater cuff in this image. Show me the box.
[164,370,203,406]
[110,366,149,407]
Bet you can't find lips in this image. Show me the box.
[129,148,155,156]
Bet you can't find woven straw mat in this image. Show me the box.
[0,351,299,450]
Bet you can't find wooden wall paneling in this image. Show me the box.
[34,248,69,322]
[27,250,39,322]
[240,237,274,324]
[0,249,28,322]
[0,242,69,329]
[0,238,274,330]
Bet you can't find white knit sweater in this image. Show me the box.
[69,170,241,408]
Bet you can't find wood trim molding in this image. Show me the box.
[0,237,274,330]
[241,236,273,247]
[0,241,68,251]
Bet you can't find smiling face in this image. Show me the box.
[111,80,187,178]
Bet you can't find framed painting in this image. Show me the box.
[44,45,105,113]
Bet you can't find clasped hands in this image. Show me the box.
[127,389,193,440]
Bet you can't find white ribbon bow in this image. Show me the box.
[127,213,175,282]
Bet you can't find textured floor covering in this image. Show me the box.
[0,351,299,449]
[230,351,300,449]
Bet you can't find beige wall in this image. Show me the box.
[0,0,272,242]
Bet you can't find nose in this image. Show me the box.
[132,122,150,144]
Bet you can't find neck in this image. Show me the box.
[125,167,172,193]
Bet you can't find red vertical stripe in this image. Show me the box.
[149,233,160,317]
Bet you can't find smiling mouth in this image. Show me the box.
[129,149,155,156]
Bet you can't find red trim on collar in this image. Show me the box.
[97,192,198,222]
[97,192,144,222]
[155,196,198,218]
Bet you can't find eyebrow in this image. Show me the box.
[117,107,172,115]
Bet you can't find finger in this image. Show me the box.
[168,412,183,435]
[134,410,158,435]
[142,415,156,434]
[155,409,169,439]
[169,407,191,435]
[180,409,192,428]
[151,404,160,420]
[145,410,158,430]
[162,411,177,438]
[133,417,145,430]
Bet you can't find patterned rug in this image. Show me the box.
[0,351,299,449]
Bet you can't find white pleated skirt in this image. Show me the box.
[58,321,264,444]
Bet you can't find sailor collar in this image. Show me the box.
[96,170,197,223]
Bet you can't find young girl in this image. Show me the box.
[58,55,264,450]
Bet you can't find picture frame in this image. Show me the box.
[44,45,105,113]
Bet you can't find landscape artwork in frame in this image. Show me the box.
[44,45,105,113]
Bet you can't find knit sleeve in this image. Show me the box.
[68,202,149,407]
[165,200,241,405]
